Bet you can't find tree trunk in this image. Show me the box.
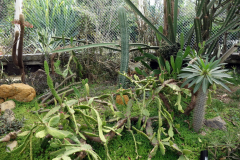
[14,0,23,54]
[193,87,208,132]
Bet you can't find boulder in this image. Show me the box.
[116,95,129,105]
[204,116,226,130]
[0,98,4,104]
[0,100,16,111]
[0,83,36,102]
[116,89,129,105]
[6,141,18,152]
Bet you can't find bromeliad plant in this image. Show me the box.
[178,56,232,132]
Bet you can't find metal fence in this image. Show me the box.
[0,0,239,55]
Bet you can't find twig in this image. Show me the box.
[84,116,159,144]
[38,73,77,101]
[55,73,76,90]
[46,86,81,105]
[39,81,82,102]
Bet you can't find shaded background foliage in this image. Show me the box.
[0,0,239,55]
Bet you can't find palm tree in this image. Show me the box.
[178,56,232,132]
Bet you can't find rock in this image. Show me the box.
[0,100,16,112]
[0,83,36,102]
[0,98,4,104]
[204,116,226,130]
[116,95,129,105]
[3,109,15,123]
[6,140,18,152]
[116,89,129,105]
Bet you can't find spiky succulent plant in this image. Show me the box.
[178,56,232,132]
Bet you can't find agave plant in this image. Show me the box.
[178,56,232,132]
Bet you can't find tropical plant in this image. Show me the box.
[125,0,240,59]
[23,0,81,38]
[178,56,232,132]
[12,60,192,159]
[118,6,130,88]
[27,29,62,64]
[134,33,190,80]
[184,0,240,55]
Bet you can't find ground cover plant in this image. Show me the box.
[0,67,240,159]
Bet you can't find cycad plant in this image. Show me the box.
[178,56,232,132]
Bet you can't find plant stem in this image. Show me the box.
[193,86,208,132]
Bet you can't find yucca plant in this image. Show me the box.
[178,56,232,132]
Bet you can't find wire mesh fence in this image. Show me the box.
[0,0,239,55]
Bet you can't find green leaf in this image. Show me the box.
[170,56,175,73]
[193,82,202,93]
[92,108,106,143]
[85,83,90,96]
[211,78,231,92]
[97,94,111,99]
[17,131,30,137]
[182,149,192,155]
[183,46,191,58]
[49,115,60,127]
[115,111,125,119]
[156,26,163,43]
[65,100,78,106]
[46,127,72,139]
[159,141,166,155]
[202,78,209,93]
[73,87,81,98]
[135,67,143,75]
[153,69,161,75]
[207,91,212,105]
[144,53,157,60]
[35,130,47,138]
[70,37,73,46]
[62,34,66,46]
[178,155,187,160]
[175,53,183,73]
[43,106,61,122]
[166,84,181,91]
[141,60,152,70]
[165,61,171,74]
[134,56,145,61]
[52,43,116,53]
[198,137,202,143]
[168,124,174,137]
[88,97,95,105]
[142,109,150,117]
[76,105,90,109]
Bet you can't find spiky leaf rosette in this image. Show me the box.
[179,56,232,132]
[178,56,232,93]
